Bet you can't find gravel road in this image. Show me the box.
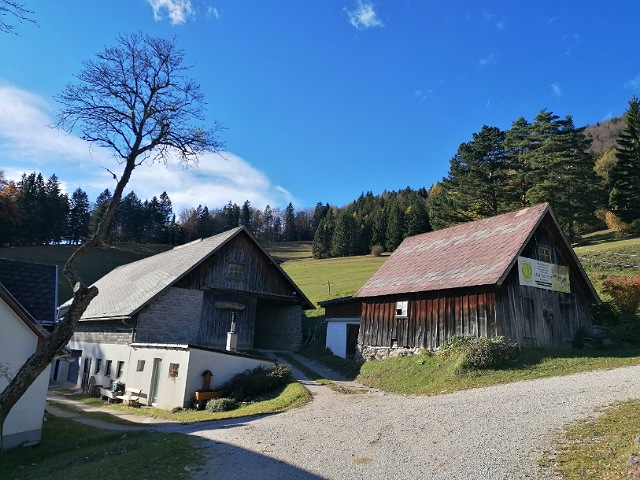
[156,364,640,480]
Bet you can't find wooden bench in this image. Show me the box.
[116,388,142,406]
[99,387,118,402]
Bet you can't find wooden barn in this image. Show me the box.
[63,226,314,408]
[354,204,599,357]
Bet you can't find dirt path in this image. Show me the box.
[154,364,640,480]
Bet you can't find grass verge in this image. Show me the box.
[56,382,310,422]
[355,346,640,395]
[543,399,640,479]
[0,414,203,480]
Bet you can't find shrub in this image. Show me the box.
[460,337,518,369]
[608,316,640,346]
[220,364,293,401]
[601,276,640,315]
[370,245,384,256]
[205,397,237,413]
[590,301,620,326]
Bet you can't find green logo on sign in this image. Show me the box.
[521,262,533,280]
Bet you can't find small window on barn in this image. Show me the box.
[136,360,145,372]
[228,263,245,280]
[396,300,408,317]
[168,363,179,378]
[95,358,102,374]
[538,245,552,264]
[116,361,125,378]
[105,360,112,376]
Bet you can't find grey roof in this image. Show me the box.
[0,282,49,341]
[69,226,313,321]
[0,258,58,323]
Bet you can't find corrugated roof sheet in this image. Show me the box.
[355,204,550,298]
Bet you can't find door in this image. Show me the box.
[80,357,92,392]
[149,358,162,406]
[67,350,82,383]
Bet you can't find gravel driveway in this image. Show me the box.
[156,364,640,480]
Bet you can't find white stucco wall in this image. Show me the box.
[187,348,275,396]
[325,319,360,358]
[0,300,51,449]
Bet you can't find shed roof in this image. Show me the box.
[0,258,58,323]
[0,282,49,342]
[355,203,592,298]
[65,227,313,321]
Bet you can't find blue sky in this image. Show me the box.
[1,1,640,214]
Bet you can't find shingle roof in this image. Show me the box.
[0,258,58,323]
[0,282,49,341]
[70,226,313,320]
[355,204,551,298]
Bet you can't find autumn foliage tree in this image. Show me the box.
[0,32,224,450]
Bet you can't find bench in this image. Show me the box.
[99,387,119,402]
[116,388,142,406]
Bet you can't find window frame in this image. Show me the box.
[395,300,408,317]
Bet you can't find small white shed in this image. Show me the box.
[319,297,361,359]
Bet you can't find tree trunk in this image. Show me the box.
[0,157,136,452]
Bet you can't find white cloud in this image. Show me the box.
[146,0,194,25]
[345,1,384,30]
[625,74,640,91]
[0,83,293,212]
[206,6,220,21]
[551,83,562,97]
[479,54,494,67]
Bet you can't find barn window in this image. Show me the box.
[396,300,408,317]
[105,360,112,376]
[228,263,245,280]
[95,358,102,374]
[538,245,552,264]
[136,360,145,372]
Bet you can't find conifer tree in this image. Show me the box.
[609,96,640,224]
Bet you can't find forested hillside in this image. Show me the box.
[2,98,640,259]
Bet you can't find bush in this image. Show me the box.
[205,397,237,413]
[460,337,518,369]
[601,276,640,315]
[220,364,293,401]
[590,301,619,326]
[370,245,384,256]
[608,316,640,346]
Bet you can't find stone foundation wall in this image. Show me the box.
[357,345,425,361]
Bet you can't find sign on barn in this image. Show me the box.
[517,256,570,293]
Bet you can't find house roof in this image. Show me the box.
[0,282,49,342]
[67,226,313,321]
[355,203,596,298]
[0,258,58,323]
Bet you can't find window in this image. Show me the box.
[95,359,102,374]
[395,300,408,317]
[105,360,112,376]
[228,263,244,280]
[168,363,180,378]
[136,360,145,372]
[538,245,552,264]
[116,361,125,378]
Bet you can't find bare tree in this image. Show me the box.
[0,1,35,34]
[0,32,224,451]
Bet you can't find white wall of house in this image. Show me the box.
[0,300,51,449]
[326,318,360,358]
[187,348,275,398]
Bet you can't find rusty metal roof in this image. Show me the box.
[355,204,550,298]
